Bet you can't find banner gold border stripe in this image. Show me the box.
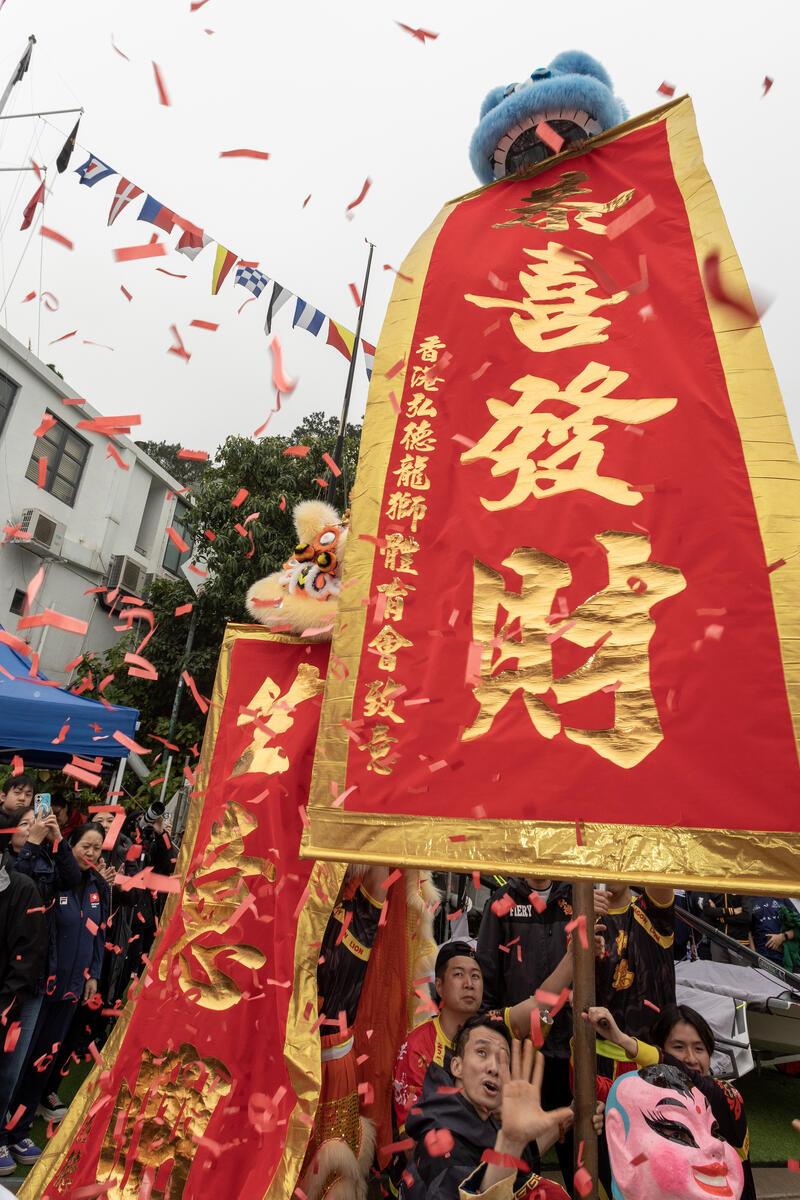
[303,98,800,894]
[664,99,800,748]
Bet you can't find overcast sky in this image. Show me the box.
[0,0,796,454]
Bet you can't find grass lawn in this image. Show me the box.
[739,1068,800,1165]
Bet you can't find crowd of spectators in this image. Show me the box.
[0,770,177,1175]
[379,872,800,1199]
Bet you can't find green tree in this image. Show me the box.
[78,414,360,753]
[134,440,210,489]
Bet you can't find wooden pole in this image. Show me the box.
[572,879,598,1198]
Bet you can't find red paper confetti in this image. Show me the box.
[23,565,45,615]
[40,226,73,250]
[424,1128,454,1157]
[268,334,297,393]
[110,34,130,60]
[284,445,310,458]
[18,608,87,636]
[657,81,676,97]
[346,176,372,218]
[190,318,219,331]
[156,268,188,279]
[36,456,48,489]
[349,282,363,308]
[574,1166,593,1197]
[106,443,129,470]
[385,357,405,379]
[383,264,414,283]
[322,452,341,477]
[167,324,191,362]
[113,240,166,262]
[605,194,656,242]
[182,670,209,714]
[302,194,312,208]
[395,21,439,43]
[219,148,270,160]
[231,487,249,508]
[152,62,170,106]
[535,120,564,154]
[702,250,761,323]
[762,76,774,97]
[49,329,77,345]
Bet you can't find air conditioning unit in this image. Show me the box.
[16,508,65,557]
[105,555,149,600]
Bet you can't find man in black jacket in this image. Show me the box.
[0,776,36,835]
[404,1015,571,1200]
[476,875,578,1190]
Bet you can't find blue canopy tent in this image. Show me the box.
[0,627,138,764]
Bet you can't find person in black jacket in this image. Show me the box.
[697,893,752,962]
[6,823,109,1165]
[0,776,36,843]
[476,876,577,1190]
[0,866,46,1176]
[0,807,82,1139]
[404,1015,572,1200]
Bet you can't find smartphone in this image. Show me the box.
[34,793,51,819]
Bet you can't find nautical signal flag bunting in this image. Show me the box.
[303,97,800,894]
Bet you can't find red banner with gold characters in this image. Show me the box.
[305,96,800,892]
[23,626,334,1200]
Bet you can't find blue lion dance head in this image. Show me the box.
[469,50,628,185]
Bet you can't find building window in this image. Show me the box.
[9,589,26,616]
[24,412,89,507]
[0,370,19,440]
[162,499,192,576]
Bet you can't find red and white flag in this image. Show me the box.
[176,227,211,260]
[108,178,143,226]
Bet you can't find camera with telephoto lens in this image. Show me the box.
[137,800,165,833]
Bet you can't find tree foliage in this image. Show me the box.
[78,414,361,753]
[134,440,210,489]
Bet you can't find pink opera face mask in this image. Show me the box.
[605,1065,744,1200]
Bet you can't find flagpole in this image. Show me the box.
[0,36,36,118]
[325,239,375,507]
[0,106,83,122]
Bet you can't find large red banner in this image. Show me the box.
[24,627,330,1199]
[305,98,800,890]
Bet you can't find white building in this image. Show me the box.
[0,324,191,681]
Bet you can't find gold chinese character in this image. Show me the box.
[91,1046,233,1197]
[407,391,438,419]
[363,677,405,724]
[386,490,428,533]
[231,663,324,776]
[466,242,628,353]
[463,532,686,768]
[358,724,398,775]
[461,361,676,509]
[416,334,446,362]
[157,801,276,1009]
[377,576,416,620]
[380,532,420,575]
[494,169,634,234]
[410,365,444,391]
[393,454,431,491]
[368,624,413,671]
[400,418,437,454]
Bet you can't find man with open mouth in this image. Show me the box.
[403,1015,573,1199]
